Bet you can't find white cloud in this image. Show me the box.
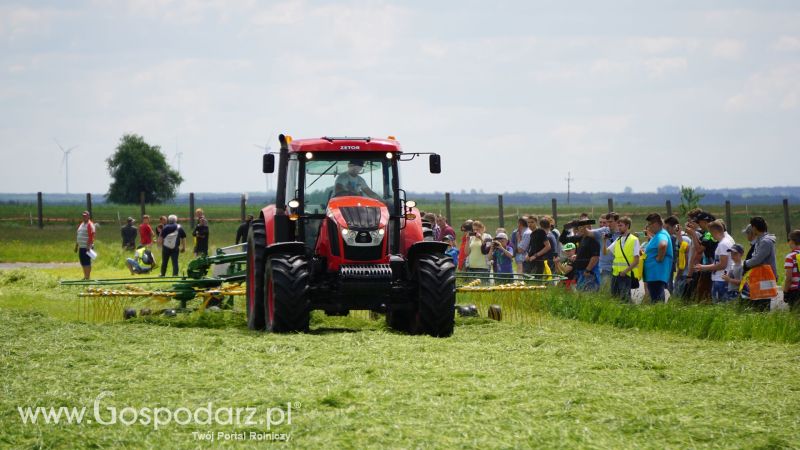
[725,64,800,112]
[773,36,800,52]
[711,39,744,60]
[642,57,688,78]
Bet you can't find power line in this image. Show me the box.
[565,171,574,204]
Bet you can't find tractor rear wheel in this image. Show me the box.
[246,220,266,330]
[416,255,456,337]
[265,253,310,333]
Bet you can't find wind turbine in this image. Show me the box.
[55,139,78,194]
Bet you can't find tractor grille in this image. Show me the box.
[340,264,392,280]
[340,206,381,229]
[343,244,383,261]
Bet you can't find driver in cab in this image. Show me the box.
[334,160,380,199]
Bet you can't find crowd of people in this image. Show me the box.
[427,210,800,312]
[75,207,800,312]
[75,208,224,279]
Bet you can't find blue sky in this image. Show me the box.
[1,0,798,195]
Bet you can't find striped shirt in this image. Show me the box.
[784,250,800,291]
[76,221,95,249]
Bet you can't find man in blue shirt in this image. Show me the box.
[643,213,674,302]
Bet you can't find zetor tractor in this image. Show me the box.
[245,135,456,337]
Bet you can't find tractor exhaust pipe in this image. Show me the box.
[275,134,290,214]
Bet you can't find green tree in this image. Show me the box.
[679,185,704,217]
[106,134,183,204]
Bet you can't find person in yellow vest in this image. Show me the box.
[608,216,640,301]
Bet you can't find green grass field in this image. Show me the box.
[2,202,800,448]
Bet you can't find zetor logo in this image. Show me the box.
[340,145,360,150]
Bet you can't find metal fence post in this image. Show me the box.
[666,200,672,217]
[551,198,558,227]
[140,191,146,218]
[240,194,247,222]
[607,198,614,213]
[86,193,92,218]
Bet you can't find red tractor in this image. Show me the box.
[245,135,456,336]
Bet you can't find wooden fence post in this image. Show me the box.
[240,194,247,222]
[86,193,92,218]
[725,200,732,230]
[607,198,614,213]
[37,192,43,229]
[189,193,195,228]
[498,195,505,228]
[445,192,451,226]
[551,198,558,227]
[784,199,792,239]
[666,200,672,217]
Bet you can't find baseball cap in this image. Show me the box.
[495,232,508,240]
[81,211,90,216]
[727,244,745,254]
[127,217,135,223]
[696,212,716,222]
[563,243,576,251]
[742,224,753,234]
[348,160,364,166]
[442,234,455,242]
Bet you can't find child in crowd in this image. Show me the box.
[443,235,459,266]
[782,230,800,310]
[721,244,745,301]
[491,232,514,274]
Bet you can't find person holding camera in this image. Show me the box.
[457,219,474,270]
[491,232,514,274]
[559,219,601,291]
[465,220,492,274]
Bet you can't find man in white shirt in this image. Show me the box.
[694,219,735,303]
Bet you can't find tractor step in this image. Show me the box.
[339,264,392,281]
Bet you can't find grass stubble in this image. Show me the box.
[1,268,800,449]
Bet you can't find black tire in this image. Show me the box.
[265,253,310,333]
[246,220,266,330]
[416,255,456,337]
[386,307,417,333]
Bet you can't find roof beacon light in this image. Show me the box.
[387,135,396,140]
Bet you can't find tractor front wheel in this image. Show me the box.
[265,253,310,333]
[416,255,456,337]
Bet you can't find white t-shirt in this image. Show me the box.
[712,233,735,282]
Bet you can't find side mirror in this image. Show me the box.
[263,154,275,173]
[429,154,441,174]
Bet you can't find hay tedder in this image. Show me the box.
[62,134,563,334]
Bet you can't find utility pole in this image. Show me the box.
[565,171,574,205]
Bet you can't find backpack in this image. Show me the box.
[163,226,180,250]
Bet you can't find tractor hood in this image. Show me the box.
[326,197,390,231]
